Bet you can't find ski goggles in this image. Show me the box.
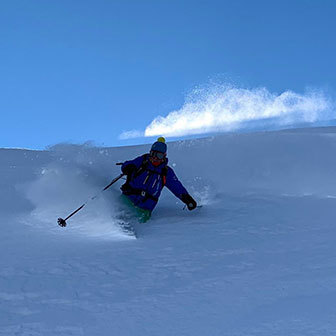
[150,150,165,160]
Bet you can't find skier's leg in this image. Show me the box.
[136,207,152,223]
[120,194,151,223]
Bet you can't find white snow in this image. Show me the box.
[120,85,334,139]
[1,128,336,335]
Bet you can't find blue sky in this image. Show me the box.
[1,0,335,149]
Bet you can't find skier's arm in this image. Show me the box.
[165,167,197,210]
[121,155,144,175]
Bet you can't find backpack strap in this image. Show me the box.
[133,154,168,187]
[161,166,168,186]
[133,154,149,179]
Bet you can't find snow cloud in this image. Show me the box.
[120,85,334,139]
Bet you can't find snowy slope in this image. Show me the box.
[1,128,336,335]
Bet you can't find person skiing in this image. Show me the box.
[120,137,197,222]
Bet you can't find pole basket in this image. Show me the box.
[58,218,67,227]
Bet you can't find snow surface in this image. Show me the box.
[1,128,336,335]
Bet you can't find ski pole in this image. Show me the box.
[57,173,124,227]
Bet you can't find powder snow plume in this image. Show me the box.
[120,84,334,139]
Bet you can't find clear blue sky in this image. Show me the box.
[1,0,335,149]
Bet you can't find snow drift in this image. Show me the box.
[1,127,336,335]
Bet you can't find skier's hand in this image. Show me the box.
[122,164,136,176]
[181,194,197,210]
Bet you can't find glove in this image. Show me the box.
[181,194,197,210]
[122,164,136,176]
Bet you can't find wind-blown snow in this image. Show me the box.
[120,85,334,139]
[1,127,336,335]
[119,130,145,140]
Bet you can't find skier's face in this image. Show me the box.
[149,150,166,166]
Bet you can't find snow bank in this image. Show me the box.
[1,127,336,336]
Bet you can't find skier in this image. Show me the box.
[120,137,197,222]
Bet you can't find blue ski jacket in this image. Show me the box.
[121,154,188,211]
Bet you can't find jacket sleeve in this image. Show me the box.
[121,155,145,174]
[165,167,189,200]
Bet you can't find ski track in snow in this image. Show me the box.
[1,129,336,335]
